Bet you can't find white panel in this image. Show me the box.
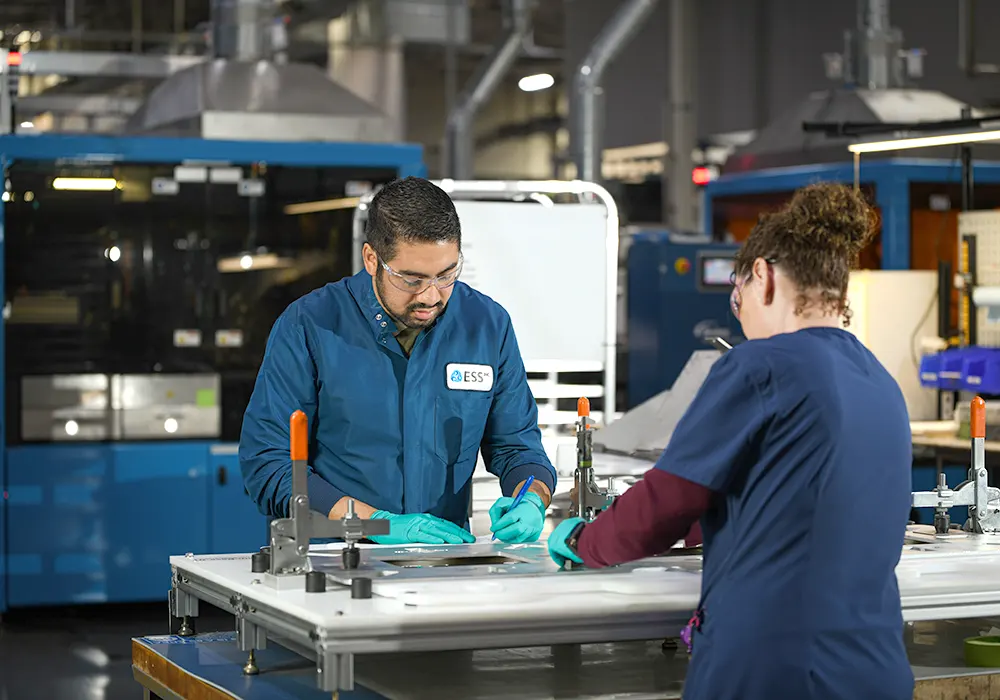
[453,201,608,365]
[847,270,938,421]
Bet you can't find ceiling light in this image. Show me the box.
[19,121,33,129]
[218,252,293,273]
[848,129,1000,154]
[518,73,555,92]
[52,177,118,191]
[282,196,361,216]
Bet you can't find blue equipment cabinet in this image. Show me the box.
[626,232,740,408]
[0,134,426,611]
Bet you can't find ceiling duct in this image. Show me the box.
[572,0,660,183]
[125,0,390,142]
[724,0,1000,173]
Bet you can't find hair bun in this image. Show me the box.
[782,182,877,255]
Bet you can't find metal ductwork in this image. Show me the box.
[125,0,390,142]
[723,0,1000,173]
[572,0,660,184]
[442,0,534,179]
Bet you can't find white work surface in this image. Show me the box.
[172,528,1000,656]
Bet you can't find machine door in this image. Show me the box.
[6,444,114,607]
[209,444,268,554]
[108,442,209,602]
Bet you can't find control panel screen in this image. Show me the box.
[700,256,735,288]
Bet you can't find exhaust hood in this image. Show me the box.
[124,58,391,143]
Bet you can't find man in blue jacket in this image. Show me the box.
[239,176,556,545]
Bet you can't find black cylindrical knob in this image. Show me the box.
[305,570,327,593]
[351,576,372,599]
[251,551,269,573]
[342,546,361,570]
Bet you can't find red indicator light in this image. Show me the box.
[692,166,712,186]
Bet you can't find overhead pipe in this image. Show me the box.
[959,0,1000,76]
[572,0,660,184]
[666,0,697,230]
[443,0,533,180]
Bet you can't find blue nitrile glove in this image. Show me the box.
[548,517,585,567]
[368,511,475,545]
[489,492,546,543]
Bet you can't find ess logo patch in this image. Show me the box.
[446,363,494,392]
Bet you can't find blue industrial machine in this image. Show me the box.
[625,231,740,408]
[704,159,1000,270]
[0,134,425,611]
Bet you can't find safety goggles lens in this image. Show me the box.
[383,256,463,294]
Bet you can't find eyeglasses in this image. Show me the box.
[380,254,464,294]
[729,257,777,320]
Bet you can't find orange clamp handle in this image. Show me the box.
[577,397,590,418]
[290,410,308,461]
[972,396,987,440]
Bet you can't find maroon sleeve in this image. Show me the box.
[575,468,714,568]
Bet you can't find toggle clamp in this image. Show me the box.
[912,396,1000,535]
[570,397,618,521]
[252,410,390,582]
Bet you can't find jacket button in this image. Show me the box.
[376,314,382,320]
[380,321,387,327]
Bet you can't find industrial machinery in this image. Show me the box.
[0,134,425,612]
[625,231,740,408]
[170,398,1000,694]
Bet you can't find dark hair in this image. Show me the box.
[733,182,877,326]
[365,176,461,261]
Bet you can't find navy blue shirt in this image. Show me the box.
[657,327,914,700]
[239,270,555,524]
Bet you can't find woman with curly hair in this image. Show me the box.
[549,182,914,700]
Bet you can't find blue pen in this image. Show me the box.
[492,475,535,541]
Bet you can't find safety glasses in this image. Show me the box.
[729,257,777,321]
[380,254,464,295]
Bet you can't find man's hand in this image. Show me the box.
[489,492,546,543]
[369,512,475,545]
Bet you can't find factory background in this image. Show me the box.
[4,0,1000,697]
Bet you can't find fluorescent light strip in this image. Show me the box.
[848,129,1000,154]
[283,196,361,216]
[52,177,118,191]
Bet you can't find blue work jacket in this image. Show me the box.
[239,269,556,525]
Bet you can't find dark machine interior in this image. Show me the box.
[4,161,397,443]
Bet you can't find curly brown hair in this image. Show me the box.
[733,182,878,327]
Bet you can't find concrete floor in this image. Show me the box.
[0,601,232,700]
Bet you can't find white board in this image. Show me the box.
[454,201,609,366]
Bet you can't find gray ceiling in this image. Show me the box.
[0,0,564,63]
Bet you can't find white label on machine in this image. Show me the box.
[446,363,494,392]
[151,178,180,195]
[215,329,244,347]
[174,166,208,183]
[209,167,243,184]
[173,329,202,347]
[238,179,266,197]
